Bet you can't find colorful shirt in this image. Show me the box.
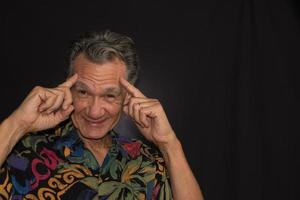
[0,119,172,199]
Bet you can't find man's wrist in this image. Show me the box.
[158,135,182,162]
[5,113,29,138]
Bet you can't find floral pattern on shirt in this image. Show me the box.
[0,119,172,199]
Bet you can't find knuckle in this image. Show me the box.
[155,103,162,109]
[139,108,145,114]
[58,83,66,87]
[133,103,140,109]
[128,99,135,107]
[58,85,68,91]
[59,91,65,97]
[34,86,43,92]
[46,99,55,105]
[48,96,56,103]
[54,88,64,95]
[154,100,161,106]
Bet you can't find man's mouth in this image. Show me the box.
[83,117,108,127]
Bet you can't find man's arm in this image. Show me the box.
[0,74,78,167]
[120,78,204,200]
[160,137,203,199]
[0,116,27,167]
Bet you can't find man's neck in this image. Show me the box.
[79,133,112,166]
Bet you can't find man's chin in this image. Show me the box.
[74,118,119,140]
[79,126,110,139]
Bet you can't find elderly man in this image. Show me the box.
[0,30,203,199]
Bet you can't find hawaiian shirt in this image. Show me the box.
[0,119,172,199]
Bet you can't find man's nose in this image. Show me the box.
[86,97,105,119]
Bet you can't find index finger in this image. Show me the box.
[120,77,145,98]
[60,73,78,88]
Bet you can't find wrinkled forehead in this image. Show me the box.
[74,78,122,94]
[72,56,127,94]
[72,54,127,77]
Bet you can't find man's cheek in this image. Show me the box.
[113,103,123,113]
[72,98,85,111]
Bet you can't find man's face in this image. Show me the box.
[71,54,127,140]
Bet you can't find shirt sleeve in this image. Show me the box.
[153,173,172,199]
[151,152,173,200]
[0,136,34,199]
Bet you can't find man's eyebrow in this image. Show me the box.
[73,81,90,90]
[74,81,121,95]
[104,87,122,94]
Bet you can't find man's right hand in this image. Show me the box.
[8,74,78,135]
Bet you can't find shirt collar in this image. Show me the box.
[54,119,139,165]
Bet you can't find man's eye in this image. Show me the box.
[105,94,117,102]
[106,94,116,99]
[77,90,87,96]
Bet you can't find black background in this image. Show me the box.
[1,1,299,199]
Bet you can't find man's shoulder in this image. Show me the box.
[12,119,72,154]
[8,130,58,161]
[112,133,169,180]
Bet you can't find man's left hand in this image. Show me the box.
[120,78,177,150]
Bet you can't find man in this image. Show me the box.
[0,30,203,199]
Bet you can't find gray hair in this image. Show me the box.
[67,30,139,84]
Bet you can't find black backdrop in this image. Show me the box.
[1,1,299,199]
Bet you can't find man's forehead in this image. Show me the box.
[75,79,122,92]
[73,54,127,77]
